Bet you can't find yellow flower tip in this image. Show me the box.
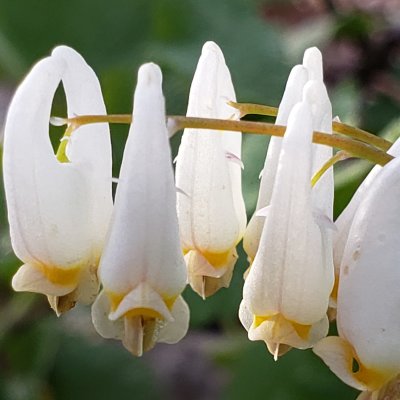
[248,313,328,356]
[107,289,177,317]
[184,248,238,298]
[330,273,339,304]
[92,288,189,357]
[12,260,99,315]
[12,262,78,294]
[202,249,234,269]
[124,308,164,320]
[253,314,311,341]
[313,337,395,392]
[38,263,82,286]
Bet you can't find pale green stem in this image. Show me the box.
[55,114,394,166]
[55,124,75,163]
[228,101,392,151]
[311,151,351,187]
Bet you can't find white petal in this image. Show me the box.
[175,41,246,255]
[255,205,270,217]
[12,263,73,296]
[244,102,333,324]
[243,64,309,261]
[303,80,333,216]
[109,282,173,322]
[302,47,323,82]
[249,314,329,351]
[157,296,190,344]
[313,208,337,232]
[98,63,186,298]
[3,47,112,275]
[91,290,124,340]
[314,336,369,391]
[238,299,253,331]
[337,156,400,374]
[51,46,113,242]
[334,138,400,271]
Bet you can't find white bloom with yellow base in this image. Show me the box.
[175,41,247,298]
[92,63,189,356]
[3,46,112,315]
[314,155,400,399]
[239,82,334,359]
[243,47,325,264]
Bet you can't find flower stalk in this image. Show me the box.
[55,113,394,166]
[228,101,392,152]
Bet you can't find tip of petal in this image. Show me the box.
[11,263,73,297]
[285,101,313,143]
[303,80,330,110]
[303,47,323,81]
[202,41,223,56]
[137,63,162,87]
[286,64,308,87]
[51,45,82,61]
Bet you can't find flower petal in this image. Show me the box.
[337,156,400,376]
[244,101,333,326]
[3,46,112,309]
[314,336,370,391]
[243,64,309,262]
[157,296,190,344]
[334,138,400,271]
[175,41,246,256]
[98,63,186,298]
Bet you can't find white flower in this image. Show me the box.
[175,41,247,298]
[3,46,112,315]
[314,156,400,397]
[332,138,400,307]
[244,47,328,264]
[239,75,334,358]
[92,63,189,356]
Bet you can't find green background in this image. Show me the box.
[0,0,399,399]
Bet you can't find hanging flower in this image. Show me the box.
[244,47,329,265]
[3,46,113,315]
[92,63,189,356]
[239,75,334,359]
[175,41,247,299]
[314,156,400,399]
[332,138,400,309]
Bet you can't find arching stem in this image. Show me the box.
[311,151,351,187]
[54,114,394,166]
[228,101,392,151]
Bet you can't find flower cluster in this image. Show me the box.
[3,41,400,398]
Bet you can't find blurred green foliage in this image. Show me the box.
[0,0,398,399]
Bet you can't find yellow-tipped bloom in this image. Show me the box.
[239,75,335,358]
[175,41,247,299]
[314,156,400,398]
[3,46,113,315]
[92,63,189,356]
[244,47,329,265]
